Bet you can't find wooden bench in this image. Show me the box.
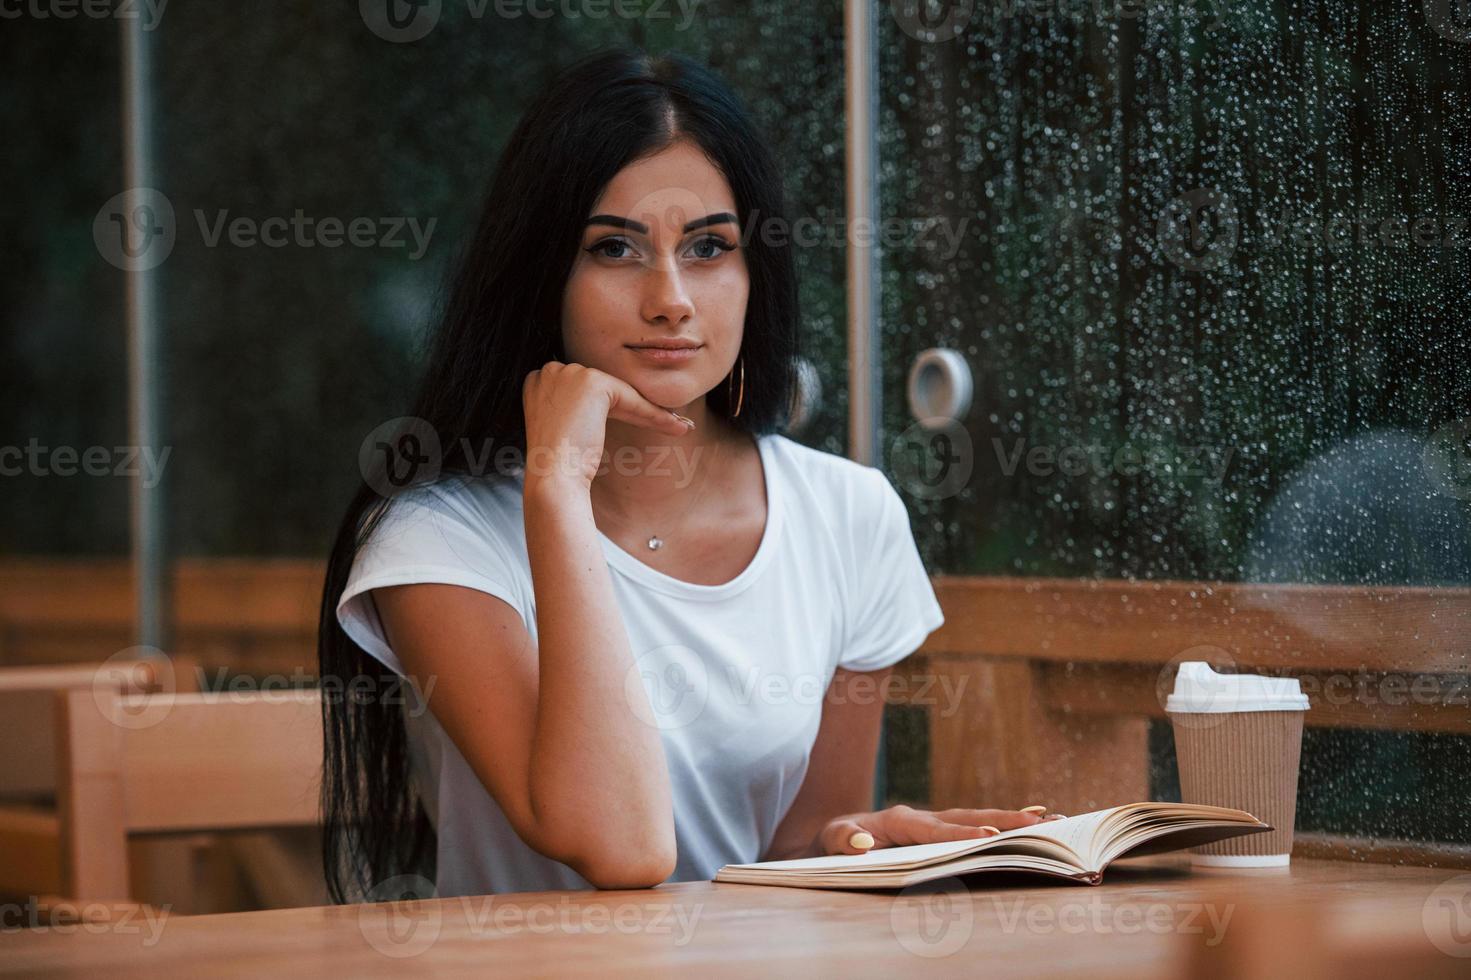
[904,576,1471,867]
[5,560,1468,872]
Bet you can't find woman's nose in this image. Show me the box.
[640,260,695,324]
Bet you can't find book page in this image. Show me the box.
[980,807,1119,857]
[722,808,1126,874]
[723,835,996,873]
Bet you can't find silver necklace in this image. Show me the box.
[598,439,727,551]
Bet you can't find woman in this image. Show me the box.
[318,47,1055,903]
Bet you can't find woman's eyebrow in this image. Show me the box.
[584,211,738,234]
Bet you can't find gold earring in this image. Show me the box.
[728,355,745,419]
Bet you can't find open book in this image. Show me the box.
[714,802,1271,889]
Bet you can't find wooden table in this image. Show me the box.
[4,858,1469,978]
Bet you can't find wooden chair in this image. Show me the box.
[52,687,324,907]
[0,657,196,900]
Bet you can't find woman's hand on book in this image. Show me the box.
[819,805,1064,855]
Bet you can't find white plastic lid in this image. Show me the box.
[1165,661,1310,713]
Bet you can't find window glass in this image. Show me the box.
[875,2,1470,849]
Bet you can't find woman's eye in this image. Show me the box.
[586,237,634,259]
[585,235,733,262]
[690,235,735,260]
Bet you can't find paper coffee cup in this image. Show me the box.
[1166,662,1309,867]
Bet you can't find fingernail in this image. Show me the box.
[670,412,695,428]
[1044,814,1067,821]
[1020,804,1048,815]
[849,831,875,850]
[978,825,1001,835]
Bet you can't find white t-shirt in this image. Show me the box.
[336,431,945,897]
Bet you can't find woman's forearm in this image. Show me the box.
[522,477,676,883]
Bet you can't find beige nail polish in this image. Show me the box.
[979,825,1001,834]
[848,831,875,850]
[1020,804,1048,815]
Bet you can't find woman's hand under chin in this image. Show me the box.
[817,804,1067,855]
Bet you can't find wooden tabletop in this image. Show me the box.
[4,857,1469,978]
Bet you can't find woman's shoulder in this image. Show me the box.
[364,471,526,555]
[763,431,897,528]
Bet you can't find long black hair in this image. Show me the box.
[317,47,802,903]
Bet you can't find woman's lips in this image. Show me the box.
[626,344,702,364]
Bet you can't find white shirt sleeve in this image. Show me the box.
[336,480,528,678]
[837,469,946,673]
